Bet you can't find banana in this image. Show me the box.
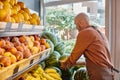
[42,72,55,80]
[45,68,57,73]
[47,73,62,80]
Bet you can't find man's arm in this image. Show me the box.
[61,29,95,69]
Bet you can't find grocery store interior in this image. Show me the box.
[0,0,120,80]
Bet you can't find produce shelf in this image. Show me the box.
[0,22,44,37]
[0,32,42,37]
[0,48,51,80]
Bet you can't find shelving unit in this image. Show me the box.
[0,22,50,80]
[0,22,44,37]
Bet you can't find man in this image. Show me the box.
[60,13,114,80]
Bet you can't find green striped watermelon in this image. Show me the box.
[55,42,66,55]
[41,31,59,45]
[74,67,89,80]
[46,39,54,54]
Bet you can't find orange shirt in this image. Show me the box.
[65,27,113,68]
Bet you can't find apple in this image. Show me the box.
[23,48,32,58]
[19,36,27,44]
[30,46,39,54]
[16,46,24,52]
[29,36,35,42]
[2,37,10,41]
[29,18,37,25]
[40,38,46,45]
[4,41,14,50]
[0,56,11,67]
[0,48,5,55]
[8,47,17,54]
[0,1,3,9]
[40,45,46,51]
[17,2,25,9]
[34,41,40,47]
[0,39,6,48]
[3,52,17,64]
[9,0,17,6]
[22,8,30,14]
[22,12,30,21]
[44,42,50,49]
[11,37,19,42]
[31,13,39,20]
[14,51,23,61]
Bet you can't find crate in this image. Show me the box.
[0,48,51,80]
[30,48,51,64]
[0,62,18,80]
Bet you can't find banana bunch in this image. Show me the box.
[19,65,62,80]
[45,68,62,80]
[23,73,36,80]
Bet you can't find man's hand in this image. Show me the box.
[60,61,69,70]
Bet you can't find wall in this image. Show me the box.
[107,0,120,79]
[18,0,40,15]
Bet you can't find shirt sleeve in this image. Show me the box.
[65,29,95,67]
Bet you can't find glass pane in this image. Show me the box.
[45,0,105,34]
[44,0,105,56]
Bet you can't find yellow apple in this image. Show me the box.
[9,0,17,6]
[17,13,24,22]
[17,2,25,9]
[0,48,5,55]
[22,8,30,14]
[44,42,50,49]
[10,17,16,23]
[30,46,39,54]
[0,9,8,21]
[3,1,12,9]
[29,36,35,42]
[3,52,17,64]
[0,1,3,9]
[29,18,37,25]
[22,12,30,21]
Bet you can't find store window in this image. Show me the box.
[43,0,105,59]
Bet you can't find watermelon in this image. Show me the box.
[46,39,54,54]
[41,31,59,45]
[53,51,61,59]
[60,67,74,80]
[73,65,85,71]
[74,67,89,80]
[45,51,61,67]
[39,61,46,69]
[55,42,66,55]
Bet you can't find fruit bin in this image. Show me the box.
[0,48,51,80]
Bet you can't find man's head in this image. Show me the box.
[74,13,90,31]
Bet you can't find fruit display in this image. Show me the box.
[0,35,50,68]
[18,65,62,80]
[0,0,41,25]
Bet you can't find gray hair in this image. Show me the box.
[75,13,89,23]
